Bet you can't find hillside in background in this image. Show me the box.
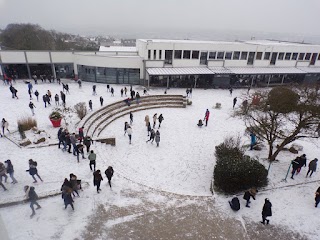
[0,23,99,51]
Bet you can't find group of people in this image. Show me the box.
[291,154,318,179]
[60,173,81,210]
[229,188,272,225]
[93,167,114,193]
[145,113,162,147]
[197,109,210,127]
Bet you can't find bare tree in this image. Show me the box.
[235,85,320,161]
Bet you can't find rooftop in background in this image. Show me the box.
[99,46,137,52]
[138,39,320,47]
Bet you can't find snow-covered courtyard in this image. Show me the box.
[0,79,319,240]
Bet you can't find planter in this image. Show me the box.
[50,118,62,127]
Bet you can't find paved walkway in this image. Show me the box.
[79,188,308,240]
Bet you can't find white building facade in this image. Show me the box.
[1,39,320,88]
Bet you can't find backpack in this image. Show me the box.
[34,161,38,167]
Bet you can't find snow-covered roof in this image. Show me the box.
[99,46,137,52]
[228,67,306,75]
[297,67,320,73]
[147,67,213,75]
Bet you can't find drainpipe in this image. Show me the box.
[49,52,56,79]
[267,75,271,87]
[24,51,32,79]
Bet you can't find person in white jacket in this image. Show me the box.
[1,118,10,137]
[127,126,132,144]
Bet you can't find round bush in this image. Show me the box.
[214,140,268,194]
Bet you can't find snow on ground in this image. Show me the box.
[0,80,319,239]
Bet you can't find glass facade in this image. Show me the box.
[78,65,140,84]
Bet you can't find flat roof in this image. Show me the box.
[99,46,137,52]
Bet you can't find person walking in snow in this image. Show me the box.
[61,179,74,210]
[127,126,132,144]
[70,133,77,155]
[69,173,80,196]
[54,94,59,106]
[189,88,193,97]
[107,84,110,92]
[28,82,33,94]
[92,85,97,95]
[65,84,70,94]
[243,188,257,208]
[83,135,93,153]
[5,160,17,184]
[60,91,66,107]
[297,154,307,174]
[99,96,104,106]
[111,87,114,96]
[124,87,127,96]
[155,130,160,147]
[306,158,318,177]
[153,113,157,128]
[0,162,8,191]
[145,115,150,127]
[147,122,152,136]
[143,88,148,95]
[291,157,301,179]
[261,198,272,225]
[233,97,237,109]
[43,94,48,108]
[75,143,86,162]
[1,118,10,136]
[34,90,39,101]
[47,90,52,101]
[105,166,114,188]
[58,128,65,149]
[24,185,41,218]
[88,150,96,172]
[29,102,36,116]
[250,132,256,150]
[158,114,164,128]
[135,92,140,104]
[129,112,133,125]
[78,126,84,143]
[124,122,129,135]
[28,88,32,100]
[93,170,103,193]
[77,79,82,88]
[146,129,155,143]
[204,109,210,127]
[26,159,43,183]
[89,100,93,111]
[121,88,124,97]
[315,187,320,208]
[229,87,233,96]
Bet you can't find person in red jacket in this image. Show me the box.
[204,109,210,126]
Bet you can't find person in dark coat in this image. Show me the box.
[147,122,152,136]
[129,112,133,125]
[34,90,39,101]
[24,185,41,218]
[105,166,114,188]
[26,159,43,183]
[124,122,129,136]
[121,88,124,97]
[158,114,164,128]
[75,143,86,162]
[93,170,103,193]
[55,94,59,106]
[197,119,203,127]
[29,102,36,116]
[229,196,240,211]
[291,157,301,179]
[83,136,93,153]
[78,126,84,143]
[306,158,318,177]
[58,128,64,148]
[155,130,160,147]
[5,160,18,184]
[89,100,93,111]
[135,92,140,104]
[297,154,307,174]
[315,187,320,208]
[61,180,74,210]
[146,129,155,143]
[69,174,80,197]
[261,198,272,225]
[111,87,114,96]
[92,85,97,95]
[100,96,104,106]
[243,188,257,207]
[60,91,66,107]
[0,162,8,191]
[233,97,237,109]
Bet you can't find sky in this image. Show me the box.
[0,0,319,39]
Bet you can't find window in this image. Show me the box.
[305,53,311,60]
[264,52,271,60]
[159,50,162,59]
[174,50,182,59]
[217,51,225,59]
[233,51,240,60]
[298,53,305,60]
[225,52,232,60]
[256,52,262,60]
[165,50,173,64]
[148,50,151,60]
[284,53,291,60]
[192,51,199,59]
[209,51,216,59]
[278,52,284,60]
[241,51,248,60]
[183,50,191,59]
[292,53,298,60]
[153,50,156,60]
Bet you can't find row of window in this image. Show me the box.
[148,49,320,63]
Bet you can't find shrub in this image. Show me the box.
[49,111,62,120]
[74,102,87,120]
[17,117,37,133]
[214,137,268,194]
